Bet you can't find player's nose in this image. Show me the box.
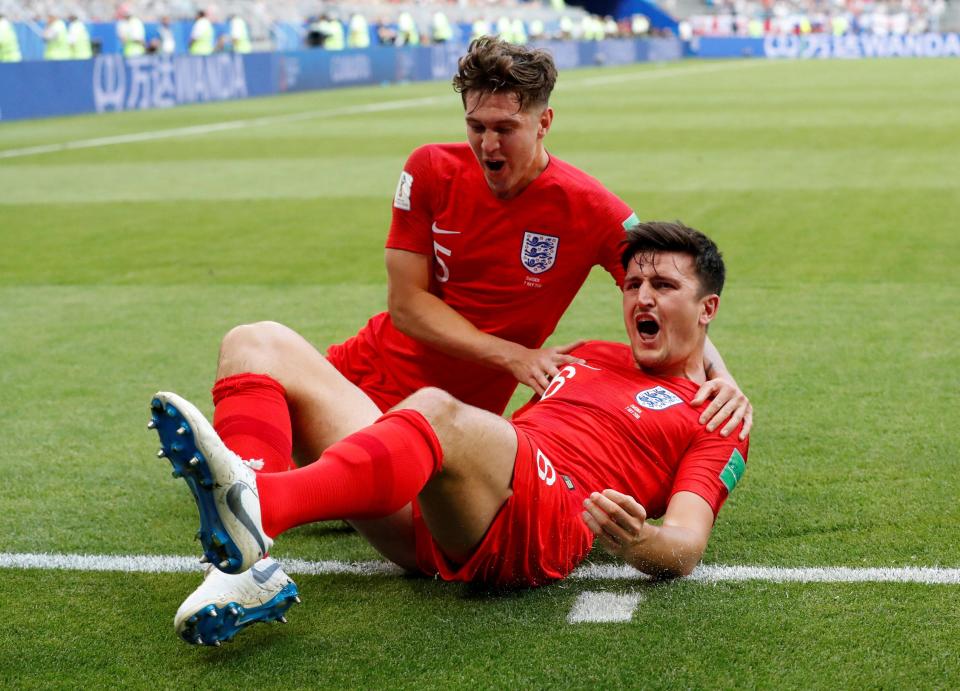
[636,282,656,305]
[481,131,499,153]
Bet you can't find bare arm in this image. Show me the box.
[581,489,714,578]
[386,248,584,395]
[692,334,753,440]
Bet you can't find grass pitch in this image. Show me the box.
[1,57,959,688]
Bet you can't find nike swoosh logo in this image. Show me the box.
[251,560,280,584]
[431,222,461,235]
[226,483,266,556]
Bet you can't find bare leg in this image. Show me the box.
[392,388,518,562]
[217,322,419,569]
[216,325,517,571]
[216,321,381,465]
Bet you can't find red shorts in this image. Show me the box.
[326,312,518,415]
[326,316,406,413]
[411,427,594,588]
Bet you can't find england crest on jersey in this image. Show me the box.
[635,386,683,410]
[521,232,559,274]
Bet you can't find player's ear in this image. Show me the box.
[699,294,719,326]
[538,107,553,138]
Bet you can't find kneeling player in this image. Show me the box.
[149,221,749,645]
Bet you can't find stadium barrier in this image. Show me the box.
[0,38,682,122]
[692,33,960,60]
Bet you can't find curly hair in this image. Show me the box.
[452,37,558,112]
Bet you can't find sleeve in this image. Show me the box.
[593,190,637,288]
[385,145,437,256]
[670,431,749,518]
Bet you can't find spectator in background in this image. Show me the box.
[603,15,619,38]
[155,15,176,54]
[396,11,419,46]
[190,10,214,55]
[305,15,327,47]
[511,17,527,44]
[67,14,93,59]
[528,18,545,40]
[43,14,71,60]
[431,11,454,44]
[117,5,146,56]
[495,15,512,42]
[348,12,371,48]
[227,13,251,53]
[0,12,22,62]
[631,13,650,35]
[469,17,489,42]
[375,17,397,45]
[321,14,345,51]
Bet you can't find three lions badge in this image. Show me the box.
[521,232,559,274]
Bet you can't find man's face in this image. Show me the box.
[464,90,552,200]
[622,251,718,376]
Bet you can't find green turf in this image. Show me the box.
[1,58,959,687]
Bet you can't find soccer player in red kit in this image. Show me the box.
[164,38,752,644]
[152,221,749,645]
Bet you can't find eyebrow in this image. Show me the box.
[465,116,520,127]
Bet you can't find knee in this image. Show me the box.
[218,321,302,376]
[397,387,460,427]
[220,320,287,356]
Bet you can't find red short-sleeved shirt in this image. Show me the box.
[512,341,750,519]
[328,143,638,414]
[413,341,749,588]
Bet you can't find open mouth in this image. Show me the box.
[636,318,660,339]
[485,160,505,172]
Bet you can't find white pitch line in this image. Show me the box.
[0,60,758,161]
[572,563,960,585]
[0,95,447,160]
[562,59,765,88]
[3,552,960,585]
[0,552,402,576]
[568,591,644,623]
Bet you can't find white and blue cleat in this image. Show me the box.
[149,391,272,575]
[174,558,301,646]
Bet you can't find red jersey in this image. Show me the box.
[360,143,637,414]
[512,341,749,518]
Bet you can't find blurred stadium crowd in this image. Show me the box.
[0,0,954,62]
[0,0,666,61]
[686,0,954,36]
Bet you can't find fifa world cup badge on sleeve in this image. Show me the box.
[719,449,746,493]
[394,171,413,210]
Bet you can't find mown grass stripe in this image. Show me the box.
[0,61,758,161]
[3,552,959,584]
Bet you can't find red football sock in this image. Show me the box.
[256,409,444,538]
[212,373,295,474]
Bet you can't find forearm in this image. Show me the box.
[623,522,707,578]
[389,289,521,371]
[703,334,735,383]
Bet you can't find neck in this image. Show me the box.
[500,148,549,200]
[637,344,707,383]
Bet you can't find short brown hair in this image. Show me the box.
[452,37,557,113]
[620,221,726,297]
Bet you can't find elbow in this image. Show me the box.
[387,297,414,336]
[629,544,704,579]
[647,560,696,580]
